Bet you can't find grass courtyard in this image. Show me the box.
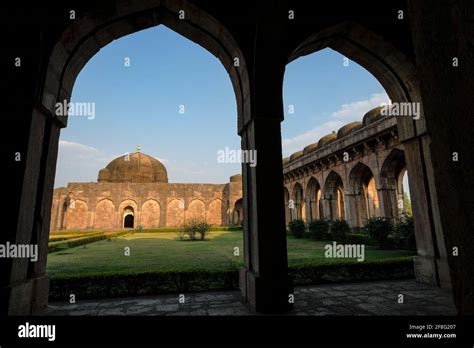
[47,231,415,279]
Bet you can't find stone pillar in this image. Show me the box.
[305,199,314,221]
[238,3,292,313]
[377,187,397,220]
[345,193,359,228]
[30,113,62,314]
[321,197,332,219]
[239,118,293,313]
[0,104,62,315]
[403,138,449,287]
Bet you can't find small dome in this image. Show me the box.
[303,143,318,155]
[230,174,242,183]
[337,121,363,139]
[317,132,337,148]
[290,150,304,162]
[98,168,111,181]
[362,106,385,126]
[98,152,168,183]
[282,157,290,165]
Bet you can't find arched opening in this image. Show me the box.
[34,0,251,314]
[280,20,452,299]
[397,169,412,216]
[324,172,345,221]
[379,148,410,220]
[305,177,322,221]
[292,183,305,220]
[348,162,378,227]
[232,199,243,226]
[123,206,135,228]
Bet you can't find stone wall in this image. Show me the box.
[50,181,237,230]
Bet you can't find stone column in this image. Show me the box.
[403,139,449,286]
[321,197,332,219]
[30,112,62,314]
[238,3,292,313]
[239,117,293,313]
[0,104,63,315]
[345,193,359,228]
[377,187,397,220]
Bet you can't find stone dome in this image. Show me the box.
[303,143,318,155]
[337,121,363,139]
[290,150,304,162]
[98,152,168,183]
[317,132,337,148]
[362,106,385,126]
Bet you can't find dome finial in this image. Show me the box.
[136,144,141,153]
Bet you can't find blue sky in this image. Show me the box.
[55,25,390,188]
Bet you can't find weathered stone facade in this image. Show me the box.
[4,0,473,315]
[50,152,243,230]
[283,108,407,228]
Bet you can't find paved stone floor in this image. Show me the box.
[44,280,456,316]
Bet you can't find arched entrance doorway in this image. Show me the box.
[123,206,134,228]
[232,199,243,226]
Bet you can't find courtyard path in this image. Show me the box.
[44,279,456,316]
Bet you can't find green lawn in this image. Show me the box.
[46,231,415,279]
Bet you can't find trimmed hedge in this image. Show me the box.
[49,270,239,300]
[136,226,242,233]
[48,234,107,253]
[49,231,105,242]
[289,257,414,285]
[50,230,104,236]
[48,257,414,300]
[48,231,131,253]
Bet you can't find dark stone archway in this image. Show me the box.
[3,0,473,316]
[286,20,452,293]
[124,215,134,229]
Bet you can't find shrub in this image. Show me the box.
[182,218,211,241]
[394,214,416,250]
[329,219,350,242]
[344,233,376,245]
[364,217,393,249]
[196,221,212,240]
[288,219,306,238]
[307,219,330,240]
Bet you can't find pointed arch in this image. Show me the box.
[291,182,305,220]
[323,171,345,220]
[141,199,161,228]
[305,176,322,221]
[380,148,408,218]
[43,0,249,128]
[348,162,379,226]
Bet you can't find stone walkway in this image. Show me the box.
[44,280,456,316]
